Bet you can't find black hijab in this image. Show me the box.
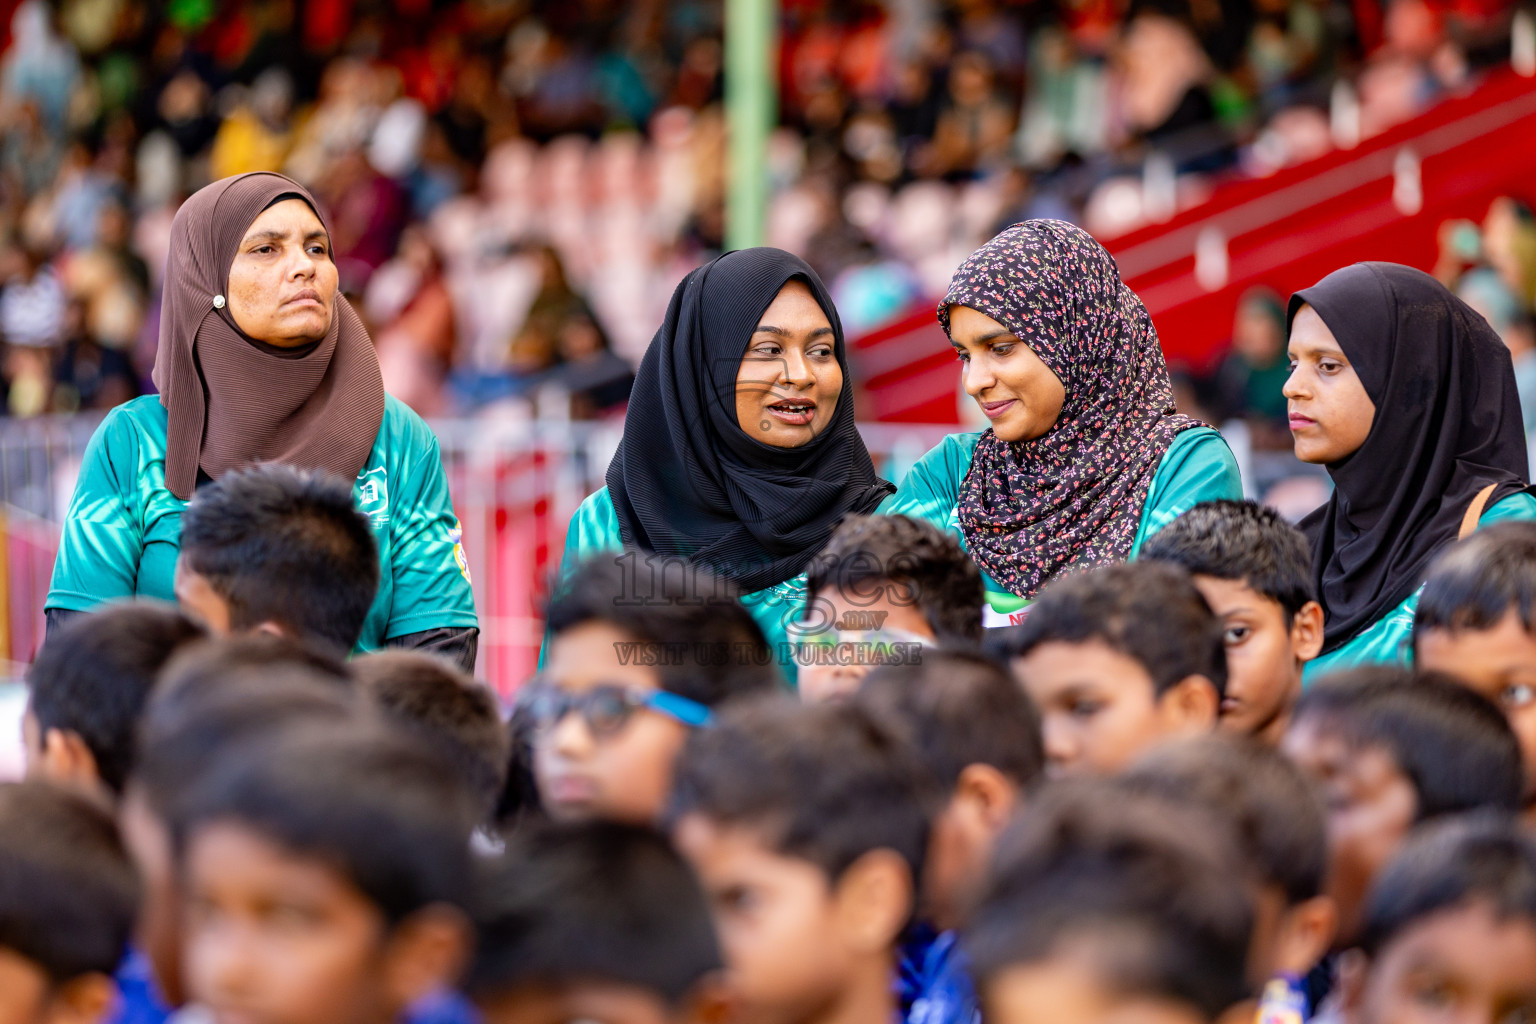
[606,248,894,593]
[1290,262,1532,653]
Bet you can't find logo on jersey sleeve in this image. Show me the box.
[355,467,390,529]
[449,521,471,585]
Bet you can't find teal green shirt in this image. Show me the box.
[882,426,1243,625]
[1302,491,1536,682]
[46,394,479,652]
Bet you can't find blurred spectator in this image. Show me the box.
[1458,266,1536,436]
[1208,287,1292,447]
[0,0,1517,427]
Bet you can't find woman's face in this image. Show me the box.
[227,199,338,349]
[948,304,1066,443]
[1284,304,1376,464]
[735,280,843,448]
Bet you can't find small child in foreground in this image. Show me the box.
[1338,814,1536,1024]
[967,778,1253,1024]
[535,554,778,824]
[1141,500,1324,743]
[1413,521,1536,824]
[1125,736,1337,1021]
[1280,668,1524,952]
[0,780,138,1024]
[176,722,476,1024]
[856,652,1045,1024]
[799,515,984,703]
[998,561,1226,777]
[23,601,203,801]
[466,820,729,1024]
[353,650,509,825]
[668,696,935,1024]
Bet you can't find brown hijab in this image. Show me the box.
[152,172,385,500]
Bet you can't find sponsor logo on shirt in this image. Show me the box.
[449,520,471,585]
[355,467,390,529]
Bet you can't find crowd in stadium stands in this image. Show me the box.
[0,0,1524,421]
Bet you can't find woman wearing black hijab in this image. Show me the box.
[552,248,895,659]
[1285,262,1536,678]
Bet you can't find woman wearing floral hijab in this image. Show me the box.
[887,220,1242,625]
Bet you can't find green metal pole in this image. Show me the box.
[725,0,776,251]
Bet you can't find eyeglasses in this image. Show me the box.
[518,679,714,740]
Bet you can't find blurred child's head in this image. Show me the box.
[0,780,138,1024]
[967,779,1253,1024]
[1124,736,1336,988]
[124,669,361,1008]
[800,515,984,703]
[353,650,509,824]
[158,633,352,696]
[1141,501,1324,743]
[176,722,476,1024]
[1282,668,1524,948]
[24,601,203,798]
[668,697,934,1024]
[999,562,1226,777]
[1414,522,1536,814]
[536,553,779,824]
[855,651,1043,930]
[467,821,728,1024]
[1340,814,1536,1024]
[175,464,380,653]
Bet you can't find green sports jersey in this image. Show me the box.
[46,394,479,651]
[1301,490,1536,683]
[881,426,1244,626]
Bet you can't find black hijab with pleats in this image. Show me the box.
[606,248,894,593]
[1290,262,1532,653]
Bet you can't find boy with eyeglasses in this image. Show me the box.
[530,553,780,824]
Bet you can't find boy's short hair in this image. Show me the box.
[134,670,363,820]
[1124,735,1327,904]
[178,721,478,923]
[668,696,934,884]
[546,554,780,706]
[1292,668,1524,820]
[968,778,1252,1019]
[1414,521,1536,640]
[0,780,139,981]
[353,651,510,819]
[857,651,1044,791]
[27,601,204,793]
[997,562,1228,698]
[1359,812,1536,958]
[1141,500,1316,619]
[466,821,722,1004]
[158,633,352,697]
[806,514,985,644]
[178,464,380,652]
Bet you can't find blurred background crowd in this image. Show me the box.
[0,0,1529,431]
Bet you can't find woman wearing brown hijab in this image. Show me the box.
[45,173,479,667]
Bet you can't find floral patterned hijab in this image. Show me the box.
[942,220,1202,597]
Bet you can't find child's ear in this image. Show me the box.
[1335,947,1372,1024]
[42,972,115,1024]
[1159,676,1220,732]
[381,903,473,1009]
[1274,895,1339,979]
[40,728,103,792]
[1291,601,1326,662]
[833,848,914,954]
[954,764,1021,835]
[252,621,288,639]
[682,969,739,1024]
